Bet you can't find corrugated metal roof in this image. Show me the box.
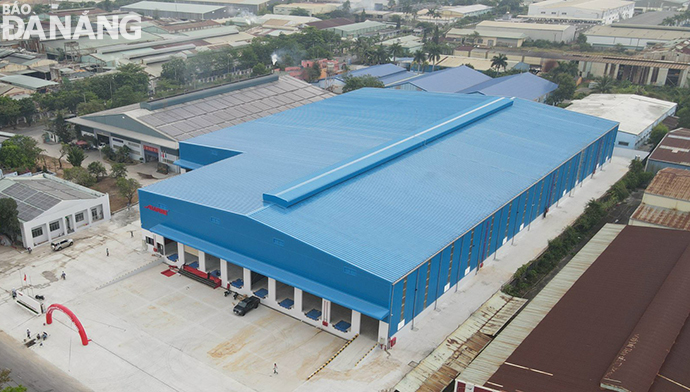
[141,89,617,282]
[122,1,225,13]
[648,128,690,166]
[463,224,690,392]
[459,72,558,101]
[645,167,690,200]
[390,66,492,93]
[631,204,690,231]
[337,64,416,86]
[459,224,625,388]
[395,292,526,392]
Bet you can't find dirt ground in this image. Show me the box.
[91,177,139,212]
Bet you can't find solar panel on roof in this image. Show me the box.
[4,183,37,201]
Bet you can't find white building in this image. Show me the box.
[474,21,577,43]
[527,0,635,24]
[0,173,111,249]
[567,94,677,149]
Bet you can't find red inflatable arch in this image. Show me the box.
[45,304,89,346]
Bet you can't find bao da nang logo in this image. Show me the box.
[1,2,141,41]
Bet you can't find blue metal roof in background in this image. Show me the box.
[459,72,558,101]
[389,66,492,93]
[142,89,618,282]
[336,64,418,86]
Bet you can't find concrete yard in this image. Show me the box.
[0,156,631,392]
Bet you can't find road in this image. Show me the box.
[0,330,91,392]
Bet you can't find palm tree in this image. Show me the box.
[592,75,615,94]
[374,44,389,64]
[388,42,404,63]
[353,37,371,62]
[491,53,508,72]
[413,49,426,73]
[426,43,442,72]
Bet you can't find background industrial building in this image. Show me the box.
[647,128,690,173]
[567,93,676,148]
[630,167,690,231]
[0,173,111,249]
[69,75,333,173]
[526,0,635,24]
[121,1,231,20]
[137,88,617,344]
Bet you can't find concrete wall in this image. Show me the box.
[643,193,690,212]
[21,195,111,249]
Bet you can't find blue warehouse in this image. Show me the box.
[138,89,618,343]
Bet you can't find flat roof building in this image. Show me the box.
[567,93,676,149]
[630,167,690,230]
[0,75,58,91]
[457,224,690,392]
[328,20,387,38]
[527,0,635,24]
[647,128,690,173]
[0,173,111,249]
[138,88,618,343]
[69,75,334,173]
[121,1,231,19]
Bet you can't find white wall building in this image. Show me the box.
[527,0,635,24]
[0,173,111,249]
[567,94,677,149]
[475,21,577,43]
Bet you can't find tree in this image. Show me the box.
[116,177,141,205]
[425,42,442,72]
[413,50,426,73]
[648,124,669,147]
[63,166,95,187]
[3,386,28,392]
[390,14,403,29]
[388,42,405,63]
[77,100,106,115]
[592,75,615,94]
[290,7,310,16]
[0,135,42,171]
[88,161,108,181]
[342,0,351,12]
[342,75,385,93]
[252,63,270,77]
[17,98,36,125]
[115,145,133,163]
[66,145,85,167]
[0,97,20,128]
[306,62,322,82]
[491,53,508,72]
[111,85,146,107]
[110,162,128,179]
[58,143,69,170]
[51,112,75,143]
[546,74,576,105]
[548,61,579,78]
[0,198,20,244]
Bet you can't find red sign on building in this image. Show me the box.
[145,205,168,215]
[144,145,159,153]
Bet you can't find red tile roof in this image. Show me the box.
[649,128,690,167]
[631,204,690,231]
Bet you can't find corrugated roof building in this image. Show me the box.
[647,128,690,173]
[459,72,558,102]
[631,167,690,230]
[457,224,690,392]
[138,88,618,342]
[69,75,334,173]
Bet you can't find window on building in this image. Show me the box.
[32,227,43,238]
[618,141,629,146]
[91,207,103,221]
[49,221,60,232]
[146,236,155,246]
[75,212,84,222]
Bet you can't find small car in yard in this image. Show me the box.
[50,238,73,251]
[233,296,260,316]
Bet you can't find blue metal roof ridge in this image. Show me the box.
[150,224,390,320]
[263,96,514,208]
[174,159,203,170]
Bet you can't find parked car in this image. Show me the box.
[233,296,260,316]
[50,238,73,251]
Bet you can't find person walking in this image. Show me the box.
[273,363,278,375]
[26,329,30,339]
[106,248,109,257]
[61,271,66,280]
